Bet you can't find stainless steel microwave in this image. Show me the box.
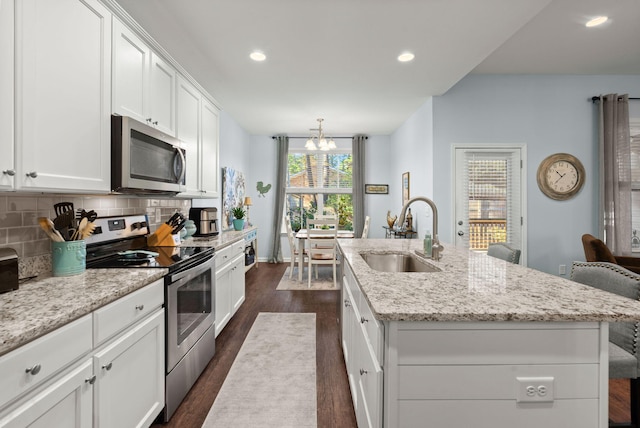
[111,115,186,194]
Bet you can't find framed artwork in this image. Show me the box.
[222,167,246,229]
[402,172,410,205]
[365,184,389,194]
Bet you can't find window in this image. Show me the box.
[630,121,640,251]
[286,145,353,231]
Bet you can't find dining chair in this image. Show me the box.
[307,218,338,288]
[582,233,640,274]
[487,242,521,264]
[362,216,371,238]
[571,261,640,427]
[285,217,307,279]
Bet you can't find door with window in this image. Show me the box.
[454,146,525,262]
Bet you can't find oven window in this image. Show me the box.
[176,268,212,345]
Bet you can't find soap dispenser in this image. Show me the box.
[424,231,432,258]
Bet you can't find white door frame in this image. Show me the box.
[451,144,528,266]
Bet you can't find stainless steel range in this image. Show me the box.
[85,214,215,422]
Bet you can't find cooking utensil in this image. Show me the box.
[171,218,187,235]
[71,218,88,241]
[166,212,184,228]
[76,209,98,222]
[38,217,65,242]
[53,210,75,232]
[80,222,96,239]
[54,202,74,217]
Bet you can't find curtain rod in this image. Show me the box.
[591,96,640,102]
[271,136,368,140]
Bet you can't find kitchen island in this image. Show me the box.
[338,238,640,428]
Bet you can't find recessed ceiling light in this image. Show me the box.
[397,52,415,63]
[586,16,608,27]
[250,51,266,62]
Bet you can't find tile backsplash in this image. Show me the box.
[0,193,191,278]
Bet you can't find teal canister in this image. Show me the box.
[52,240,86,277]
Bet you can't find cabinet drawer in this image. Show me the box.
[93,279,164,345]
[0,314,92,409]
[216,240,243,269]
[397,364,599,400]
[396,326,600,365]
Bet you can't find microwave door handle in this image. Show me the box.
[173,146,186,183]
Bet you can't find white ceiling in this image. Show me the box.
[115,0,640,136]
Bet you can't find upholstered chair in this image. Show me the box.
[571,261,640,427]
[582,234,640,274]
[487,242,521,264]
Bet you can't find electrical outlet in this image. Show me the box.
[559,264,566,275]
[516,377,554,403]
[155,208,162,224]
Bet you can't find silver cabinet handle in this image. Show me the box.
[2,169,15,176]
[25,364,41,375]
[360,369,368,376]
[85,375,97,384]
[102,362,112,371]
[146,118,152,123]
[344,299,350,307]
[153,121,158,125]
[135,304,144,311]
[26,171,38,178]
[360,316,368,324]
[457,230,464,236]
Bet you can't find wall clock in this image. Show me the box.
[536,153,585,200]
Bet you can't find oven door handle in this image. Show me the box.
[170,255,214,284]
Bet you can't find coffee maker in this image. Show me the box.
[189,207,219,237]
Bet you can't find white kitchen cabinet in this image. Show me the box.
[112,19,175,136]
[215,240,245,337]
[0,0,15,190]
[341,269,382,428]
[0,359,93,428]
[93,310,164,428]
[15,0,111,193]
[176,75,220,198]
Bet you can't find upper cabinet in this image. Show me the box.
[0,0,15,190]
[15,0,112,193]
[112,19,176,137]
[177,76,220,198]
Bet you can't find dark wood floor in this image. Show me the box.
[153,262,358,428]
[152,262,632,427]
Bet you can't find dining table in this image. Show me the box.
[294,228,355,282]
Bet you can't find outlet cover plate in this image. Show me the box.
[516,376,554,403]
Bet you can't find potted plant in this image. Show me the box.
[232,206,246,231]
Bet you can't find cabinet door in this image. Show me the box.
[112,19,149,123]
[0,0,14,189]
[149,53,176,136]
[215,266,232,337]
[230,253,245,315]
[16,0,111,192]
[0,359,93,428]
[176,75,201,196]
[94,310,164,428]
[200,98,219,196]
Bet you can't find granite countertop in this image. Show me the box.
[338,238,640,322]
[180,226,254,248]
[0,269,167,357]
[0,228,254,357]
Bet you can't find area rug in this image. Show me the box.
[201,313,317,428]
[276,266,340,290]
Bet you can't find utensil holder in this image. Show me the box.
[147,224,179,247]
[52,240,86,276]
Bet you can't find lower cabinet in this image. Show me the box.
[215,240,245,337]
[0,279,165,428]
[0,359,93,427]
[93,310,164,428]
[341,267,383,428]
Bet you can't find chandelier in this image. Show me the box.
[305,118,336,151]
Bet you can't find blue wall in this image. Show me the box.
[431,74,640,275]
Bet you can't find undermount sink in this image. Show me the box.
[360,252,441,273]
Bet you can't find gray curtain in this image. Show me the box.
[599,94,631,255]
[352,135,366,238]
[269,135,289,263]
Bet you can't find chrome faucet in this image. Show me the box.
[398,196,444,260]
